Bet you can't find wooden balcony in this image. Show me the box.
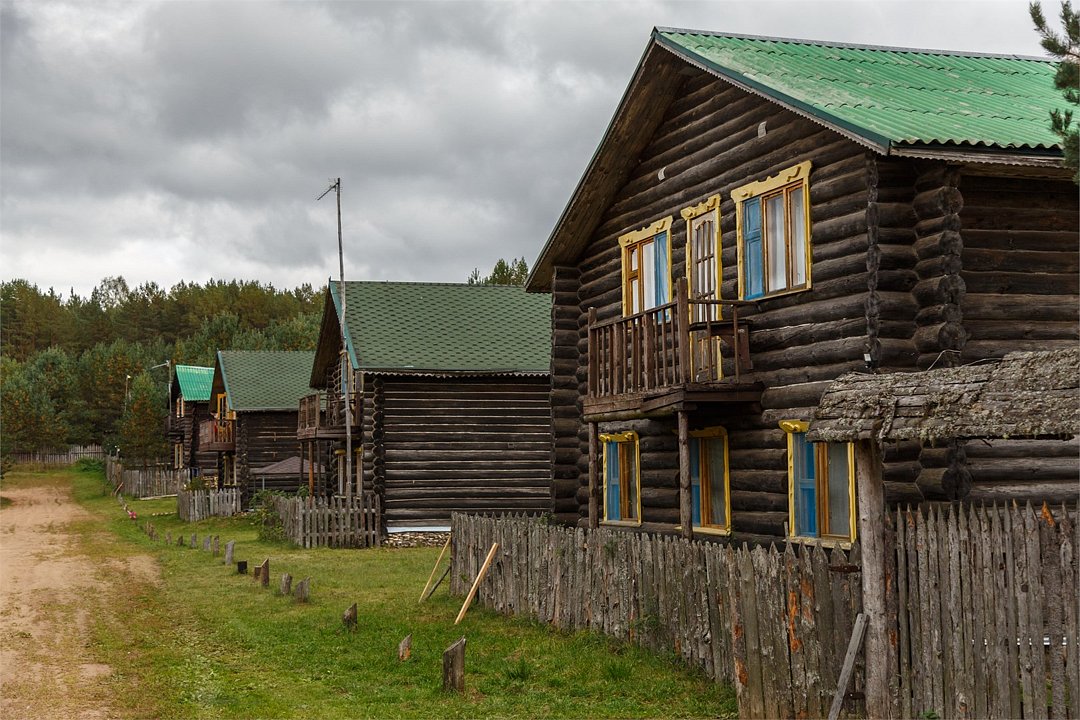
[585,283,761,420]
[297,391,361,441]
[198,419,235,452]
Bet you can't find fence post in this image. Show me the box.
[855,439,890,718]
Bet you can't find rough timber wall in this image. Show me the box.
[550,266,584,526]
[236,411,301,502]
[379,376,552,528]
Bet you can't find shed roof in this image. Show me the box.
[526,28,1066,292]
[808,348,1080,443]
[217,350,316,412]
[312,282,550,381]
[172,365,214,402]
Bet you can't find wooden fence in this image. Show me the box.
[105,455,189,498]
[892,503,1077,720]
[451,504,1078,720]
[177,488,242,522]
[450,514,864,718]
[8,444,104,466]
[272,494,381,548]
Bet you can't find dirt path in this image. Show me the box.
[0,475,156,719]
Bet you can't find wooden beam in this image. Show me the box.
[828,612,868,720]
[855,439,890,718]
[677,410,693,539]
[420,533,452,602]
[588,423,599,529]
[455,543,499,625]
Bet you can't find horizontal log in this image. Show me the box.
[641,486,679,508]
[728,447,787,471]
[759,380,832,410]
[884,480,925,506]
[913,230,963,261]
[914,254,962,278]
[961,338,1078,359]
[730,489,788,512]
[385,487,549,501]
[912,274,965,307]
[963,320,1078,342]
[959,228,1078,253]
[964,481,1080,505]
[729,509,786,536]
[729,469,787,494]
[911,322,966,353]
[962,247,1078,274]
[961,205,1078,232]
[962,437,1079,459]
[913,185,964,218]
[965,456,1079,483]
[962,293,1078,321]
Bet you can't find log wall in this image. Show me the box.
[236,411,303,504]
[373,376,552,528]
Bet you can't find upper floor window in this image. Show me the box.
[601,431,641,525]
[681,195,721,322]
[215,392,231,420]
[619,217,672,315]
[732,161,812,300]
[690,427,730,533]
[780,420,855,543]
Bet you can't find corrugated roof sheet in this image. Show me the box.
[656,29,1062,151]
[218,350,316,411]
[174,365,214,402]
[330,282,551,373]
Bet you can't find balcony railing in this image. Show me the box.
[297,391,360,439]
[198,419,235,451]
[587,282,753,401]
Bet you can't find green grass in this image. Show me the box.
[21,467,738,718]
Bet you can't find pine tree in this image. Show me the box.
[466,257,530,285]
[1031,1,1080,182]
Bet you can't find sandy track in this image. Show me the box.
[0,478,155,719]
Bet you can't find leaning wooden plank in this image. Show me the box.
[455,543,499,625]
[827,612,868,720]
[420,533,453,602]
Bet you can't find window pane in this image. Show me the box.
[792,432,816,537]
[630,282,641,314]
[789,186,807,287]
[623,443,638,520]
[690,437,702,526]
[641,240,656,310]
[826,444,850,537]
[765,194,788,292]
[742,198,763,299]
[707,438,727,527]
[605,441,620,520]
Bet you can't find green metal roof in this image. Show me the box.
[329,282,551,373]
[655,29,1062,152]
[173,365,214,402]
[217,350,316,411]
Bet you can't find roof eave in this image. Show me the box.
[887,143,1065,167]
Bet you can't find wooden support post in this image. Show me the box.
[455,543,499,625]
[342,602,357,630]
[442,637,466,693]
[420,533,452,602]
[856,439,890,718]
[190,533,197,549]
[203,536,211,552]
[212,535,219,556]
[280,573,293,596]
[177,535,185,547]
[828,612,868,720]
[259,558,270,587]
[166,531,172,545]
[224,540,235,565]
[398,634,412,661]
[294,577,310,602]
[424,565,451,600]
[676,278,691,384]
[307,441,315,496]
[588,422,600,529]
[677,410,693,539]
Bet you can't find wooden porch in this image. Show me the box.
[296,391,361,441]
[198,418,235,452]
[585,281,761,420]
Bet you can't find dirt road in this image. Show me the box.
[0,473,157,720]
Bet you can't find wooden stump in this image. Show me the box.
[237,560,248,574]
[189,534,197,549]
[212,536,220,556]
[253,565,261,581]
[443,637,466,693]
[177,535,185,547]
[259,559,270,587]
[343,602,358,630]
[398,634,412,661]
[294,577,311,603]
[224,540,235,565]
[202,537,211,552]
[280,573,293,596]
[166,532,172,545]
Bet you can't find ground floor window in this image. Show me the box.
[601,431,640,524]
[780,420,855,542]
[690,427,730,532]
[173,442,184,469]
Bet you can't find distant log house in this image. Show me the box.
[299,281,553,531]
[525,28,1079,544]
[204,350,317,505]
[167,364,216,476]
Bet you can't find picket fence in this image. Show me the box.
[177,488,242,522]
[450,513,864,718]
[9,444,104,466]
[105,455,188,498]
[272,494,381,548]
[452,504,1079,719]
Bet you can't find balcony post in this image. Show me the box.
[677,410,693,539]
[676,278,690,385]
[587,307,598,397]
[588,422,599,529]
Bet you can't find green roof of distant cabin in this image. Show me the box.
[655,29,1062,152]
[218,350,316,411]
[329,282,551,373]
[174,365,214,402]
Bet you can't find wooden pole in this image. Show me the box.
[455,542,499,625]
[442,637,466,692]
[856,439,890,718]
[828,612,868,720]
[420,533,452,602]
[588,422,599,528]
[677,410,693,539]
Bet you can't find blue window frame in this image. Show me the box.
[781,420,855,542]
[689,427,730,532]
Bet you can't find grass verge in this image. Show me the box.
[54,467,737,718]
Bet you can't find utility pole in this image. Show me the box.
[318,178,352,498]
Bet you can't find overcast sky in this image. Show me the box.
[0,0,1050,299]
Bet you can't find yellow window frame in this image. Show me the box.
[618,216,673,316]
[682,195,723,379]
[732,161,813,300]
[599,431,642,526]
[690,426,731,534]
[780,419,857,544]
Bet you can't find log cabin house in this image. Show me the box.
[525,29,1079,544]
[166,364,216,476]
[202,350,316,504]
[298,281,553,530]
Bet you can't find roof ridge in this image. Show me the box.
[342,280,528,289]
[653,27,1052,63]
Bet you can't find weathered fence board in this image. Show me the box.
[271,495,381,549]
[176,489,241,522]
[106,455,189,498]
